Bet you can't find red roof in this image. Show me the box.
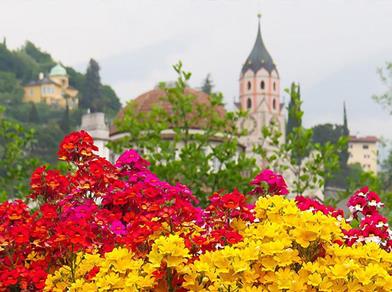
[110,87,227,136]
[349,135,378,143]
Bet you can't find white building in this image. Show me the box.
[348,135,379,174]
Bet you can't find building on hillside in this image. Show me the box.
[23,64,78,109]
[348,135,378,174]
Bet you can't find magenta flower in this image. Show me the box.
[249,169,289,196]
[110,220,126,236]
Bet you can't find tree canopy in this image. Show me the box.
[109,62,255,205]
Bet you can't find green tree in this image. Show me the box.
[340,102,350,168]
[380,149,392,192]
[256,85,345,195]
[0,106,38,201]
[373,62,392,114]
[28,102,40,123]
[201,73,214,95]
[30,122,64,164]
[82,58,102,111]
[22,41,53,65]
[312,123,344,145]
[286,82,302,137]
[59,104,70,133]
[96,84,122,119]
[312,122,349,188]
[0,71,24,106]
[109,62,255,205]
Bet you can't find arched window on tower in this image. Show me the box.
[272,99,276,110]
[260,80,265,90]
[247,81,251,90]
[247,98,252,109]
[273,82,276,91]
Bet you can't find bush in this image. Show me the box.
[0,131,391,291]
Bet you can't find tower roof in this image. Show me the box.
[49,63,67,76]
[241,17,277,75]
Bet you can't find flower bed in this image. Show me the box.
[0,131,391,291]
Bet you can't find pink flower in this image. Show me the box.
[249,169,289,196]
[115,149,149,172]
[110,220,126,236]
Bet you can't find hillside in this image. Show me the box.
[0,40,122,163]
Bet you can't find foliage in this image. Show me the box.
[312,123,345,146]
[201,73,214,95]
[59,104,70,133]
[256,86,345,195]
[312,123,349,188]
[109,62,256,205]
[0,107,38,201]
[81,58,101,111]
[0,41,123,166]
[0,70,24,105]
[380,148,392,192]
[30,122,66,164]
[28,102,40,123]
[100,84,122,119]
[1,131,392,290]
[373,62,392,114]
[286,82,302,138]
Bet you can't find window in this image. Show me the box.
[272,99,276,110]
[260,80,265,90]
[247,98,252,109]
[363,145,369,149]
[273,82,276,91]
[247,81,251,90]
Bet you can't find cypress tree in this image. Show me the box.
[60,104,70,133]
[81,58,102,111]
[28,102,40,123]
[201,73,214,95]
[340,102,350,169]
[286,82,302,137]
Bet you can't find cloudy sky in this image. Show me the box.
[1,0,392,140]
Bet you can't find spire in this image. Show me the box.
[241,15,277,75]
[343,101,349,135]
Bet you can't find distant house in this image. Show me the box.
[23,64,78,109]
[348,135,378,174]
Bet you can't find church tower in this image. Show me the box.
[239,16,285,144]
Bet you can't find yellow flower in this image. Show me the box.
[276,268,296,290]
[307,273,322,287]
[329,263,350,280]
[148,234,190,268]
[290,227,318,248]
[232,257,248,273]
[260,256,277,271]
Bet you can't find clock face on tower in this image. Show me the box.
[240,116,257,135]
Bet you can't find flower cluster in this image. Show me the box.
[181,196,391,291]
[249,169,289,196]
[0,131,391,291]
[345,186,392,251]
[295,195,344,219]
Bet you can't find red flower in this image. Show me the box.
[57,131,98,163]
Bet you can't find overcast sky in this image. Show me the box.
[1,0,392,141]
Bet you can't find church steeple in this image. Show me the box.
[241,15,277,75]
